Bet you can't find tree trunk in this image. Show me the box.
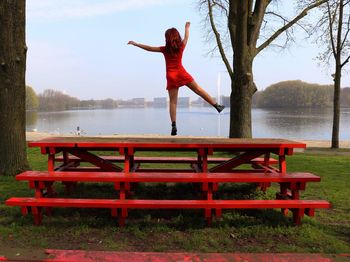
[331,0,344,149]
[227,1,257,138]
[0,0,29,175]
[331,66,341,149]
[229,63,256,138]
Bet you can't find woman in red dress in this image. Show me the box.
[128,22,225,136]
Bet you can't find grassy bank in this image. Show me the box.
[0,147,349,257]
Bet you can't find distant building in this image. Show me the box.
[153,97,167,107]
[193,95,229,108]
[131,98,146,107]
[178,97,190,107]
[117,98,146,108]
[191,97,204,107]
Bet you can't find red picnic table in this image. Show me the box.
[6,136,330,226]
[28,136,306,173]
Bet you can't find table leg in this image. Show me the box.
[278,183,289,216]
[204,183,213,225]
[120,182,126,200]
[198,148,209,172]
[48,153,55,171]
[279,155,286,173]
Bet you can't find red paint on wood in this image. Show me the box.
[6,198,331,210]
[29,137,307,148]
[15,171,321,184]
[41,250,340,262]
[55,155,279,165]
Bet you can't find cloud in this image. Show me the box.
[27,0,174,20]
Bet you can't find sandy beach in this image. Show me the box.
[26,131,350,149]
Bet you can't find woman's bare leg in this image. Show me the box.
[186,81,216,106]
[186,81,225,113]
[168,88,178,122]
[168,88,179,135]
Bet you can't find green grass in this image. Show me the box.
[0,147,349,257]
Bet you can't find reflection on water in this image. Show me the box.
[252,107,338,140]
[26,107,350,140]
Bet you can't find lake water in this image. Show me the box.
[26,107,350,140]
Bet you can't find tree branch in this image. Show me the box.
[249,0,269,49]
[340,5,350,49]
[341,54,350,67]
[335,0,345,63]
[327,1,338,59]
[212,0,228,16]
[256,0,327,54]
[207,0,233,78]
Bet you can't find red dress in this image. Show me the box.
[160,45,194,89]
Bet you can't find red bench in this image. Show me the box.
[6,170,329,226]
[6,197,330,226]
[16,170,320,198]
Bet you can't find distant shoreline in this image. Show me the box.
[26,131,350,149]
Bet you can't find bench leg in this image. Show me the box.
[205,208,212,225]
[111,208,118,217]
[202,182,216,200]
[292,190,300,200]
[34,181,46,198]
[305,208,315,217]
[259,182,271,192]
[292,208,305,225]
[215,208,222,219]
[35,188,43,198]
[207,183,213,200]
[278,183,290,216]
[21,206,28,216]
[31,207,43,225]
[118,208,128,227]
[119,182,128,200]
[119,217,125,227]
[45,207,53,217]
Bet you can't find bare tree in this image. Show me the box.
[199,0,327,138]
[312,0,350,148]
[0,0,29,175]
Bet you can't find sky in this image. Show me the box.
[26,0,350,101]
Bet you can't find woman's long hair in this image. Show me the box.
[165,28,182,55]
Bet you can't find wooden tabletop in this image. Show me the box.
[28,136,306,149]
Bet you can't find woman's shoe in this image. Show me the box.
[171,126,177,136]
[214,104,225,113]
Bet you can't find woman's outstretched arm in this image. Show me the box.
[182,22,190,47]
[128,41,161,52]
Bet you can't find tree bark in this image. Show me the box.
[331,66,341,149]
[331,0,344,149]
[228,0,257,138]
[0,0,29,175]
[230,56,256,138]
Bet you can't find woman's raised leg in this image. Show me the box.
[186,81,225,113]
